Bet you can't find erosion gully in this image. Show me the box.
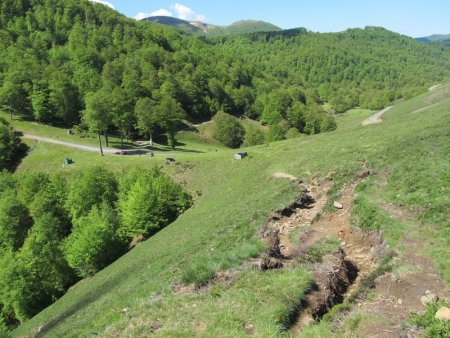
[259,172,386,333]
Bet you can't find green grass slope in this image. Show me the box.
[141,16,202,34]
[141,16,281,36]
[13,85,450,337]
[207,20,282,36]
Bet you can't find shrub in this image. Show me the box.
[285,127,301,139]
[0,119,23,170]
[320,115,337,132]
[212,111,245,148]
[0,190,33,251]
[63,203,123,277]
[11,214,76,320]
[243,125,265,146]
[0,170,15,193]
[118,169,192,241]
[265,120,289,142]
[15,171,49,205]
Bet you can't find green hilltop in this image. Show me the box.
[416,33,450,43]
[142,16,282,36]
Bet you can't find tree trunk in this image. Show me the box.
[149,133,153,147]
[121,132,124,149]
[104,130,109,147]
[98,131,104,156]
[168,131,176,150]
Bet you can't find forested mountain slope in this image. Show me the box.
[213,27,450,112]
[1,0,449,144]
[417,33,450,43]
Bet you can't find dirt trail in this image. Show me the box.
[428,84,442,91]
[262,170,450,336]
[362,106,393,125]
[290,179,385,332]
[22,134,120,154]
[22,134,156,156]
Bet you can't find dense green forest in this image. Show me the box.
[212,27,450,113]
[1,0,334,149]
[2,0,448,149]
[0,167,191,333]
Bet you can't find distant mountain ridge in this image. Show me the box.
[141,16,282,36]
[416,34,450,43]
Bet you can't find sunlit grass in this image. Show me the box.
[12,84,450,337]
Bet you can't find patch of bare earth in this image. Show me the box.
[261,173,387,334]
[261,169,449,336]
[349,202,450,338]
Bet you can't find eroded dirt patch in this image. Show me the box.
[272,172,299,181]
[259,174,388,333]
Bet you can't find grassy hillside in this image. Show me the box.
[12,84,450,336]
[141,16,202,34]
[141,16,281,36]
[417,33,450,42]
[206,20,282,36]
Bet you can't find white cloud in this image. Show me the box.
[134,3,205,22]
[171,3,206,21]
[151,8,174,17]
[134,8,173,21]
[134,9,173,21]
[134,12,150,20]
[89,0,115,9]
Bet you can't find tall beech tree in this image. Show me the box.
[83,90,112,156]
[135,97,157,147]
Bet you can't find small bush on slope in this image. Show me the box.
[212,111,245,148]
[0,118,24,170]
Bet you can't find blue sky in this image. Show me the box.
[91,0,450,37]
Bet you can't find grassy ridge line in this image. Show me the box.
[13,84,450,336]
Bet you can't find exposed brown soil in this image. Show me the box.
[261,168,450,336]
[346,214,450,337]
[260,172,388,334]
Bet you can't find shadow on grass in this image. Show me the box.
[151,146,205,154]
[10,114,75,129]
[34,264,135,337]
[8,140,29,173]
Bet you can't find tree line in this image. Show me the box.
[0,167,191,333]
